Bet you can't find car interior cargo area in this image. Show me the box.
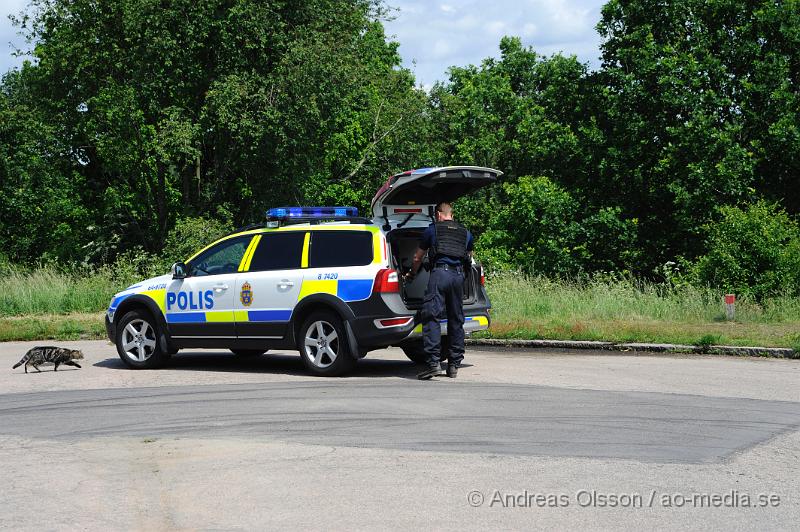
[388,228,476,308]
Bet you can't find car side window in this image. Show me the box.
[248,232,306,271]
[309,231,373,268]
[187,236,251,277]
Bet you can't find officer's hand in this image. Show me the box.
[404,271,415,282]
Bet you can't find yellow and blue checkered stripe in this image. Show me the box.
[165,309,294,324]
[412,315,489,334]
[297,278,374,302]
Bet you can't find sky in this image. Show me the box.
[382,0,605,87]
[1,0,606,87]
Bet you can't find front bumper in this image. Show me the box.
[105,314,115,343]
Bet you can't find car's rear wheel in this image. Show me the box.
[400,336,450,364]
[230,349,267,357]
[116,309,168,369]
[298,311,356,376]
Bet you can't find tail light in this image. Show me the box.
[374,268,400,293]
[374,316,414,328]
[480,265,486,286]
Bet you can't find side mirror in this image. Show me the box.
[171,262,188,279]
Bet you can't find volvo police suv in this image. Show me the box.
[105,166,499,376]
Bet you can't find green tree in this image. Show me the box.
[691,201,800,298]
[4,0,431,261]
[430,37,603,194]
[596,0,800,267]
[475,176,639,275]
[0,70,89,262]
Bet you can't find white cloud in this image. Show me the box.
[432,38,455,59]
[522,23,538,38]
[384,0,605,87]
[1,0,32,73]
[486,20,507,36]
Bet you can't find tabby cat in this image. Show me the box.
[12,346,84,373]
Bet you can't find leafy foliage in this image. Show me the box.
[163,212,236,265]
[690,202,800,298]
[3,0,432,259]
[1,0,799,297]
[474,176,638,275]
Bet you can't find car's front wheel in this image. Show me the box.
[115,309,169,369]
[298,311,356,376]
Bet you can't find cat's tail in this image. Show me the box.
[12,352,29,369]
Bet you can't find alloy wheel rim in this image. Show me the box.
[303,320,339,368]
[121,318,157,362]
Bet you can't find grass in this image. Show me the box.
[478,274,800,349]
[0,313,106,342]
[0,266,798,350]
[0,264,125,316]
[0,263,135,342]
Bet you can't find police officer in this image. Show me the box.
[404,202,473,380]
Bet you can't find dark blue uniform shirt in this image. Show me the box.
[420,222,474,266]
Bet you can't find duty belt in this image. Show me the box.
[434,263,464,272]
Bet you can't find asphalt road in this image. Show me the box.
[1,340,799,530]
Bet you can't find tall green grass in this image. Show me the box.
[0,265,798,348]
[483,273,800,347]
[0,263,142,317]
[487,274,800,324]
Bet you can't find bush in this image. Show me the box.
[109,248,170,284]
[473,176,639,276]
[476,176,580,274]
[161,212,235,265]
[690,201,800,298]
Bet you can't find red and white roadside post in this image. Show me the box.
[724,294,736,321]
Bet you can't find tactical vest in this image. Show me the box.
[433,220,469,261]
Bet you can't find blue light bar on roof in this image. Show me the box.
[266,206,359,219]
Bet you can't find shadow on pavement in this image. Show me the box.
[92,351,466,380]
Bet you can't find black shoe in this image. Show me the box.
[417,365,443,380]
[446,364,458,378]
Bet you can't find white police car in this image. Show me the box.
[105,166,500,376]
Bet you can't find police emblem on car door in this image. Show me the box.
[240,282,253,307]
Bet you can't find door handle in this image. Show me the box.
[277,280,294,289]
[213,284,229,292]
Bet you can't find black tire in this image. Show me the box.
[230,349,267,357]
[298,311,356,376]
[400,339,428,364]
[400,336,450,364]
[115,309,169,369]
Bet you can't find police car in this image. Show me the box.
[105,166,500,376]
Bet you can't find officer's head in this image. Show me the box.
[435,202,454,221]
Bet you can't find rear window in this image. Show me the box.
[249,232,306,271]
[309,231,373,268]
